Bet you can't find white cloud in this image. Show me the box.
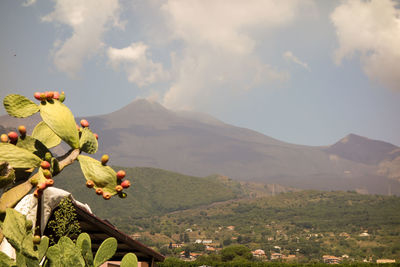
[283,51,310,71]
[331,0,400,91]
[42,0,121,78]
[107,42,169,87]
[160,0,310,110]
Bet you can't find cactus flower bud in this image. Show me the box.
[45,179,54,187]
[59,91,65,102]
[8,132,18,143]
[86,180,94,188]
[25,220,33,231]
[53,91,60,100]
[115,185,123,192]
[44,152,52,162]
[37,183,47,191]
[33,235,41,245]
[103,192,111,200]
[116,170,126,180]
[43,169,52,179]
[40,93,46,102]
[0,134,8,143]
[80,119,89,128]
[46,91,54,100]
[96,188,103,195]
[121,180,131,189]
[41,161,51,170]
[34,92,41,101]
[18,125,27,137]
[93,133,98,140]
[33,189,42,198]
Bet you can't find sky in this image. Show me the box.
[1,0,400,146]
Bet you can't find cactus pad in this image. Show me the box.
[0,143,42,169]
[46,236,85,267]
[76,233,93,266]
[32,121,62,148]
[79,128,98,154]
[3,94,39,118]
[16,135,51,160]
[121,253,138,267]
[0,251,14,266]
[39,100,79,149]
[78,155,118,195]
[0,162,15,189]
[93,237,117,267]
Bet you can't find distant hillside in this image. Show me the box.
[1,98,400,195]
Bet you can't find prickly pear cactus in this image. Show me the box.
[93,237,117,267]
[120,253,138,267]
[46,236,85,267]
[3,95,39,118]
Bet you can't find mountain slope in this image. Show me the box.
[1,99,399,194]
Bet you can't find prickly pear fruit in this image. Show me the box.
[45,152,52,162]
[86,180,94,188]
[96,188,103,195]
[46,91,54,100]
[43,169,52,179]
[34,92,41,100]
[8,131,18,142]
[30,176,39,186]
[45,179,54,187]
[37,183,47,191]
[80,119,89,128]
[0,134,8,143]
[33,235,41,245]
[34,188,42,198]
[40,93,46,102]
[18,125,27,136]
[59,91,65,102]
[116,170,125,180]
[25,219,33,231]
[118,192,127,198]
[103,192,111,200]
[41,161,51,169]
[101,154,109,166]
[121,180,130,189]
[115,185,123,192]
[53,91,60,100]
[93,133,98,140]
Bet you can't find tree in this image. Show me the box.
[220,245,253,262]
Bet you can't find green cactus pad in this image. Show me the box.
[121,253,138,267]
[3,94,39,118]
[0,180,34,213]
[0,162,15,189]
[51,157,60,176]
[39,100,79,149]
[46,236,85,267]
[16,135,51,160]
[93,237,117,267]
[2,209,38,260]
[0,251,15,266]
[76,233,93,266]
[38,236,49,261]
[32,121,62,148]
[0,143,42,169]
[78,155,118,195]
[79,128,98,154]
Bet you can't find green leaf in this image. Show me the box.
[0,143,42,169]
[16,135,51,160]
[31,121,62,148]
[78,155,117,195]
[79,128,98,154]
[81,239,94,266]
[120,253,138,267]
[2,209,38,260]
[93,237,117,267]
[0,162,15,189]
[46,237,85,267]
[3,94,39,118]
[0,251,15,266]
[38,236,49,261]
[39,100,79,149]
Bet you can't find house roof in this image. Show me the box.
[45,200,165,263]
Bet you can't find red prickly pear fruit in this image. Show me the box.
[18,125,27,136]
[103,192,111,200]
[0,134,8,143]
[33,235,41,245]
[37,182,47,191]
[34,92,41,100]
[96,188,103,195]
[101,154,109,165]
[93,133,98,140]
[46,91,54,100]
[80,119,89,128]
[53,91,60,100]
[8,132,18,143]
[121,180,131,189]
[43,169,52,179]
[118,192,127,198]
[33,189,42,198]
[41,161,51,170]
[115,185,123,192]
[45,179,54,187]
[59,91,65,102]
[86,180,94,188]
[40,93,47,102]
[116,170,126,180]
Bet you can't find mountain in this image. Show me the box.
[1,99,399,195]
